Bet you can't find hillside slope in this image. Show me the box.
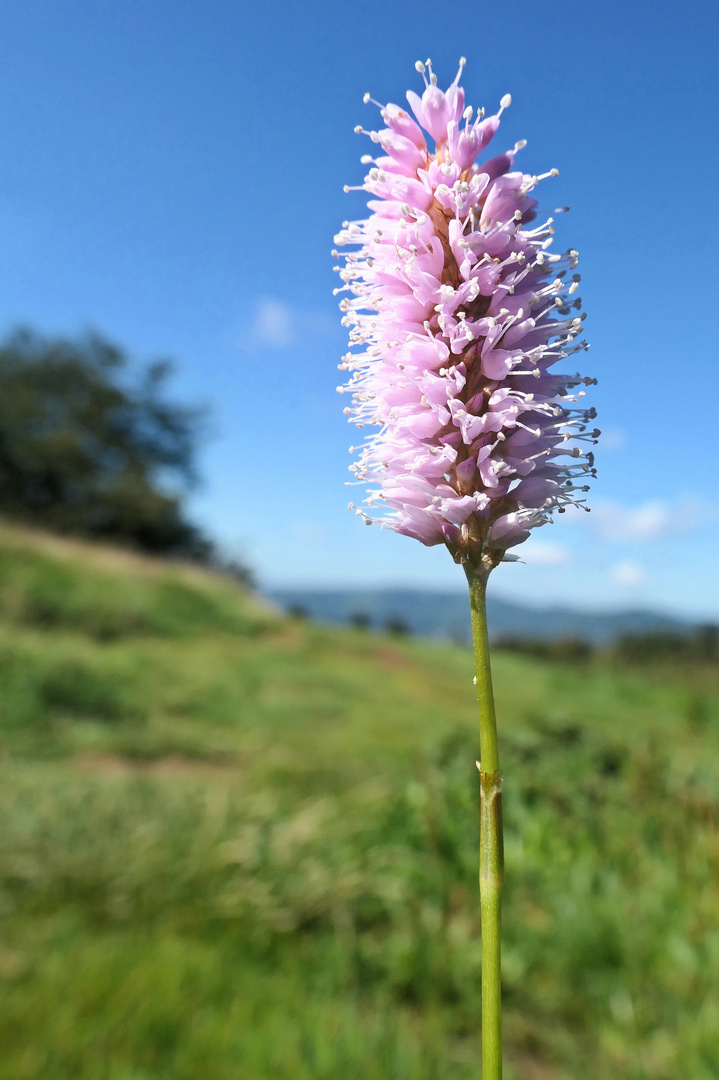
[0,520,718,1080]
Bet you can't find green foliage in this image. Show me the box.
[614,626,719,665]
[386,615,410,636]
[495,636,594,663]
[0,328,214,559]
[0,522,718,1079]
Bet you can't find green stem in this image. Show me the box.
[466,564,503,1080]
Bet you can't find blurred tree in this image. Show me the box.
[613,626,719,665]
[0,327,221,563]
[696,624,719,662]
[494,636,593,663]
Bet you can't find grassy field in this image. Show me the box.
[0,520,718,1079]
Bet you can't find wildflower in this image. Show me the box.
[335,58,596,574]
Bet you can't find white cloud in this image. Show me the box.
[240,296,336,351]
[522,540,571,566]
[588,498,715,543]
[611,561,646,587]
[252,297,294,347]
[599,427,627,452]
[291,520,328,545]
[593,500,672,541]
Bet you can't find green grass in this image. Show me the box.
[0,520,718,1079]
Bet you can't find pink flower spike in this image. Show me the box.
[336,60,596,574]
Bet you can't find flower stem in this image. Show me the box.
[465,564,503,1080]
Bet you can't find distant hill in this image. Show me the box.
[268,587,698,646]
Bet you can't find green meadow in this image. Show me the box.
[0,520,718,1080]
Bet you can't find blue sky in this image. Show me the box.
[1,0,717,617]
